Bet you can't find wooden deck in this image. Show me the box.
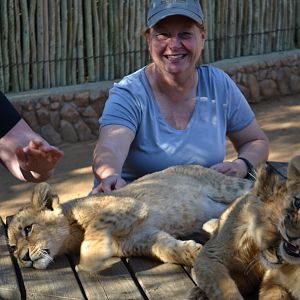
[0,162,288,300]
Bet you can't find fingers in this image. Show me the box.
[114,178,127,189]
[25,140,64,166]
[91,176,127,194]
[29,139,64,158]
[210,162,240,177]
[91,186,102,195]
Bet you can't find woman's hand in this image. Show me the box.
[91,175,127,194]
[16,139,64,180]
[210,160,247,178]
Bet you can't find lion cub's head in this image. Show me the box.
[277,156,300,265]
[7,183,70,269]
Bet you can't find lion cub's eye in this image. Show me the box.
[293,197,300,210]
[23,224,33,237]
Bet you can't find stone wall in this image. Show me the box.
[8,82,115,145]
[212,49,300,103]
[7,49,300,145]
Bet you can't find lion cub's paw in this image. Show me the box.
[75,258,113,273]
[202,218,219,236]
[181,240,202,266]
[77,237,112,272]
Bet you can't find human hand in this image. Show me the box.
[16,139,64,180]
[91,175,127,194]
[210,160,247,178]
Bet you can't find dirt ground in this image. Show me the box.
[0,94,299,219]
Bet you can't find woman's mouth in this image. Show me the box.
[164,54,187,61]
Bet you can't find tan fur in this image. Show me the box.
[7,165,252,272]
[189,156,300,300]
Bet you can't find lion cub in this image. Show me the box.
[7,164,252,272]
[189,156,300,300]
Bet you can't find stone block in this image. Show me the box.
[74,120,93,141]
[60,103,80,123]
[247,74,260,101]
[259,79,278,98]
[289,75,300,93]
[81,106,98,118]
[40,124,62,145]
[50,111,61,131]
[74,92,90,107]
[36,108,50,125]
[60,120,78,143]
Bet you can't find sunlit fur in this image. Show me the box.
[259,156,300,300]
[7,164,252,272]
[190,156,300,300]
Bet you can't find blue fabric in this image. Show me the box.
[0,92,21,139]
[99,65,255,182]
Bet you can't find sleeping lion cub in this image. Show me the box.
[7,164,252,272]
[189,156,300,300]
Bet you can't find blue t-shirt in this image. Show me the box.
[99,65,254,182]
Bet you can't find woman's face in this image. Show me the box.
[147,15,205,77]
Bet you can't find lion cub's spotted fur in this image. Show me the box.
[8,165,252,272]
[189,156,300,300]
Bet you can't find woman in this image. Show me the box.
[92,0,269,193]
[0,91,64,182]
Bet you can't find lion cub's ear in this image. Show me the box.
[287,156,300,188]
[31,182,60,211]
[253,165,281,202]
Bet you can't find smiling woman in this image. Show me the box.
[91,0,269,195]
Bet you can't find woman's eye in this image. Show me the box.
[155,33,169,40]
[178,32,192,39]
[23,225,33,236]
[293,197,300,210]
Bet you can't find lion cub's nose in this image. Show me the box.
[22,251,31,262]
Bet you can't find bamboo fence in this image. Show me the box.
[0,0,299,93]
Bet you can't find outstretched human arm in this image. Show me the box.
[0,119,64,182]
[92,125,135,193]
[210,119,269,178]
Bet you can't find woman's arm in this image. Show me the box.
[210,119,269,178]
[0,119,64,182]
[92,124,135,193]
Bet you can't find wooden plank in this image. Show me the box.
[127,257,195,300]
[20,256,85,300]
[0,218,21,300]
[267,161,288,180]
[71,256,143,300]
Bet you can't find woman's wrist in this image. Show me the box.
[232,159,248,178]
[234,157,256,180]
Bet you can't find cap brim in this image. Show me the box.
[147,8,203,28]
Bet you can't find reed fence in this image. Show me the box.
[0,0,299,93]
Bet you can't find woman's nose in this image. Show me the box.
[168,36,181,48]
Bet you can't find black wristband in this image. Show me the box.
[237,157,256,181]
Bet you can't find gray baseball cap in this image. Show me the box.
[147,0,204,28]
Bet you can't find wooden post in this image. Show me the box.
[43,0,50,88]
[20,0,30,90]
[55,0,62,86]
[297,0,300,47]
[92,0,100,81]
[228,0,237,59]
[49,0,56,87]
[77,0,85,83]
[8,0,19,91]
